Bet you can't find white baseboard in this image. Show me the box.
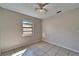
[42,40,79,53]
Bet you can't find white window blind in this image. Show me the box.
[22,20,33,36]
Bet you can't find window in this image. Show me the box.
[22,20,33,36]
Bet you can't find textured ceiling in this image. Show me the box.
[0,3,79,19]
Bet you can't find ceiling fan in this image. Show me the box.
[35,3,48,14]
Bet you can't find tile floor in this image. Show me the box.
[1,41,79,56]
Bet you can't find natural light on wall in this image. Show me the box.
[22,19,33,36]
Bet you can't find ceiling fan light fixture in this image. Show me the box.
[35,3,48,14]
[40,9,46,13]
[39,9,45,13]
[36,8,47,14]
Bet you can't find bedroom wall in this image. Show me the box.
[0,7,42,52]
[42,8,79,53]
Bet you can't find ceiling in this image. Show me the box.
[0,3,79,19]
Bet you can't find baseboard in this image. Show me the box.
[42,40,79,53]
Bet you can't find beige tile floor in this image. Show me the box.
[1,41,79,56]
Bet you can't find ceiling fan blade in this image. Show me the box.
[37,3,43,9]
[42,3,48,9]
[42,3,48,7]
[44,8,48,12]
[37,3,48,9]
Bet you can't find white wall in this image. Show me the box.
[0,7,42,52]
[42,8,79,53]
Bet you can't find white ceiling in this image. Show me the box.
[0,3,79,19]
